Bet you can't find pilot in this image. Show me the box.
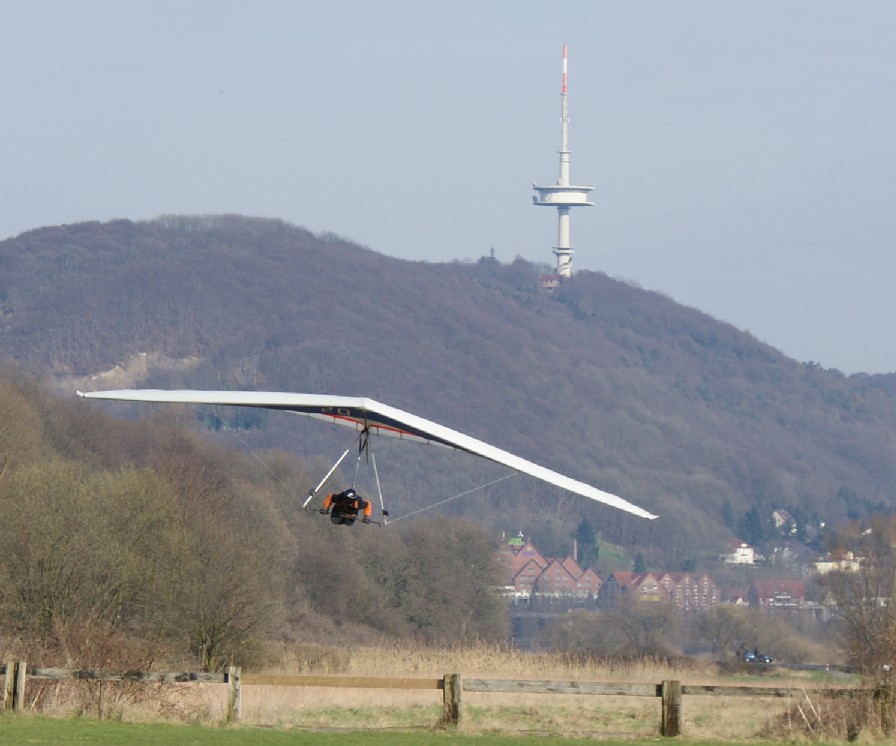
[321,488,372,526]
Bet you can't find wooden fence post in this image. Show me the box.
[11,662,27,713]
[2,662,12,711]
[442,673,462,726]
[661,679,681,737]
[225,666,241,723]
[874,684,894,734]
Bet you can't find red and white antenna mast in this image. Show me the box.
[562,42,568,95]
[532,44,594,278]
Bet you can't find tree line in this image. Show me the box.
[0,372,506,672]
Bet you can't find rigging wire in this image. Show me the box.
[232,428,294,494]
[384,472,518,524]
[351,443,364,488]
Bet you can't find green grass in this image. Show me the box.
[595,541,631,576]
[0,716,817,745]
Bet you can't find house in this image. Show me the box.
[495,540,547,593]
[813,551,862,575]
[655,572,720,613]
[600,571,720,612]
[534,559,581,597]
[748,579,805,613]
[559,556,602,598]
[512,558,546,598]
[720,540,755,565]
[599,571,671,607]
[599,571,633,607]
[772,509,798,536]
[561,556,584,578]
[493,537,601,601]
[510,541,547,574]
[575,568,602,599]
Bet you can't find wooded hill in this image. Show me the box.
[3,215,895,567]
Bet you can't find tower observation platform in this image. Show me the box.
[532,44,594,278]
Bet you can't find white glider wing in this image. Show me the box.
[77,389,657,520]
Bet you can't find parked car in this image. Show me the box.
[743,650,773,664]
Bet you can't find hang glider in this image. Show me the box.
[76,389,658,520]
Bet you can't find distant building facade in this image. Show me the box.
[748,579,805,614]
[600,571,720,613]
[496,536,725,612]
[656,572,720,612]
[494,536,601,601]
[813,551,862,575]
[720,540,756,565]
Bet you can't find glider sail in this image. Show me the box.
[76,389,658,520]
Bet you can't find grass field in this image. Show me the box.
[0,717,807,746]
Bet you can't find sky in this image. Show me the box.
[2,1,895,374]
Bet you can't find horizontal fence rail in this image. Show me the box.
[28,668,228,684]
[682,683,868,699]
[241,674,443,689]
[2,661,876,736]
[2,662,241,722]
[464,678,660,696]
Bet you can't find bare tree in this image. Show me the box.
[819,515,896,684]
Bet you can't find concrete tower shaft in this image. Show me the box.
[532,44,594,278]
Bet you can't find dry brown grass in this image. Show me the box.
[14,643,878,741]
[760,690,896,743]
[267,642,708,680]
[236,643,862,739]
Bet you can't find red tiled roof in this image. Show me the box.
[561,556,584,578]
[609,571,636,588]
[751,579,804,597]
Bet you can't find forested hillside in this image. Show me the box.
[2,215,895,566]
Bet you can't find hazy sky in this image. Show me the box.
[2,2,894,374]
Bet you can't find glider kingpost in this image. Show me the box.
[76,389,658,521]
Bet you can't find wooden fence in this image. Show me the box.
[1,661,876,737]
[1,662,241,722]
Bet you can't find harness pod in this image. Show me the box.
[304,428,389,525]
